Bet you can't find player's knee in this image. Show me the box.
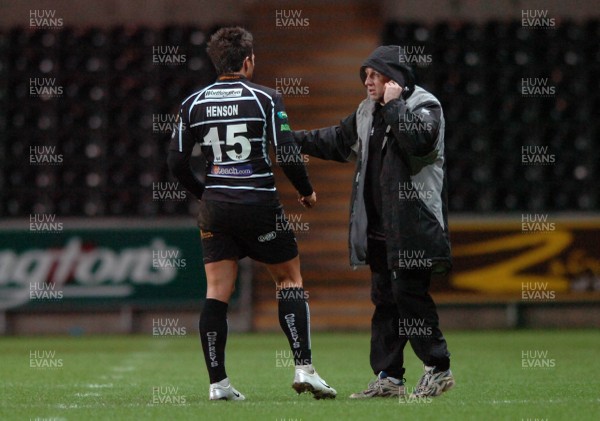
[207,283,235,303]
[274,276,303,289]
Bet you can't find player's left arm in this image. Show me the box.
[381,82,441,158]
[167,106,205,199]
[268,94,314,198]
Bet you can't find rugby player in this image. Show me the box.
[168,26,336,401]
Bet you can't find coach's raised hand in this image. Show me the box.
[383,80,403,104]
[299,191,317,208]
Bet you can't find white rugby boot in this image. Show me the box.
[209,377,245,401]
[292,364,337,399]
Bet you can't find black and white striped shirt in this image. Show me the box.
[168,75,312,205]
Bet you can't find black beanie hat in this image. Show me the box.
[360,45,416,99]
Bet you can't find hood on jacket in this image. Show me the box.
[360,45,416,99]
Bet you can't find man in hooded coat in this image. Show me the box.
[294,45,455,398]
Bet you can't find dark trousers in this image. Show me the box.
[368,239,450,379]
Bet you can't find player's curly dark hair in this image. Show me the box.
[207,27,253,75]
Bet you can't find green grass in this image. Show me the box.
[1,331,598,420]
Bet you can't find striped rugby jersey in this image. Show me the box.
[169,76,312,205]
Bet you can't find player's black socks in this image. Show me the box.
[199,298,229,384]
[277,287,312,366]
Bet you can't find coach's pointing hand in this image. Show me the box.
[299,191,317,209]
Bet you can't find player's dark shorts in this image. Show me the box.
[197,200,298,265]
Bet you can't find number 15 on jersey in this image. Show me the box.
[203,123,251,163]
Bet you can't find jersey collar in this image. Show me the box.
[218,73,247,81]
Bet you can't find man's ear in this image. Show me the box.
[243,57,251,72]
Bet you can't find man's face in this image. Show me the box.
[364,67,390,102]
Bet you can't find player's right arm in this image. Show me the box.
[167,107,205,199]
[292,112,358,163]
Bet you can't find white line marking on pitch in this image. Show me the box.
[111,366,135,372]
[74,392,101,397]
[85,383,113,388]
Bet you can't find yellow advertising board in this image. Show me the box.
[448,217,600,296]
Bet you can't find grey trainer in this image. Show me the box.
[349,372,406,399]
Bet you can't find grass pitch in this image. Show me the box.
[1,330,598,420]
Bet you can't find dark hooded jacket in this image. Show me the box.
[294,46,451,273]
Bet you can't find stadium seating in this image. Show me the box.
[0,20,598,215]
[383,19,599,212]
[0,26,215,216]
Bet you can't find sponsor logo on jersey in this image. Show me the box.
[205,88,243,98]
[277,111,288,119]
[211,165,253,177]
[258,231,277,243]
